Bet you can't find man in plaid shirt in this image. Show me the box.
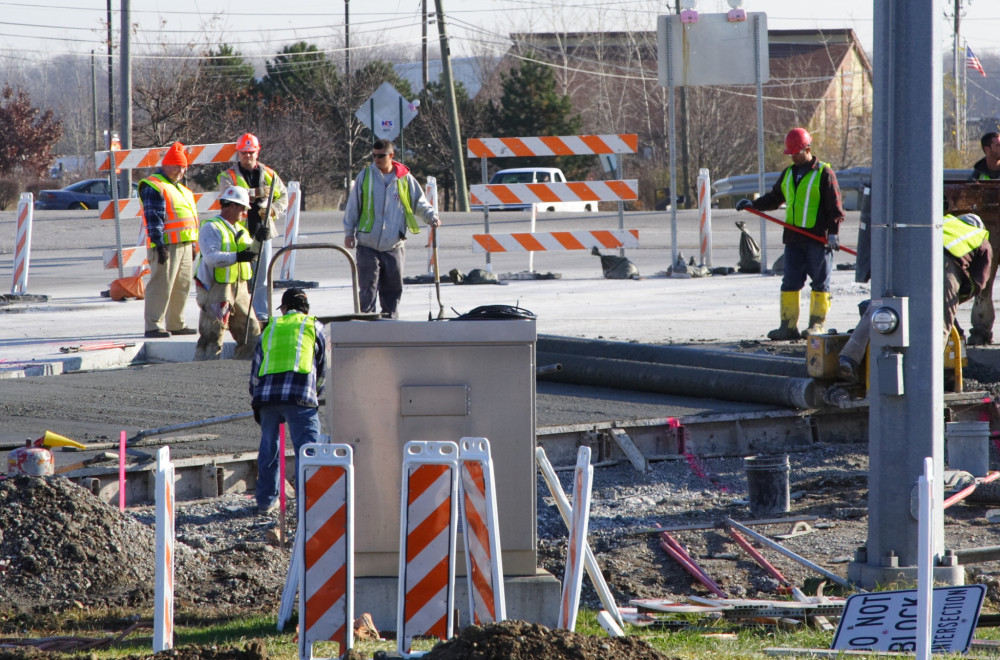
[249,288,326,515]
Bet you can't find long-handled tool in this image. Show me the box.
[126,411,253,445]
[430,226,445,320]
[743,207,858,256]
[244,181,280,343]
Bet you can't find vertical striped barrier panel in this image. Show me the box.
[153,447,175,652]
[278,182,301,282]
[557,446,593,632]
[397,441,459,657]
[458,437,506,625]
[697,168,713,267]
[298,443,354,660]
[11,193,33,294]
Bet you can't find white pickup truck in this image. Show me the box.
[473,167,596,213]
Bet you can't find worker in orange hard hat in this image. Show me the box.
[218,132,288,325]
[736,127,846,341]
[139,141,199,338]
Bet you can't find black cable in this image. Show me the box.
[454,304,536,321]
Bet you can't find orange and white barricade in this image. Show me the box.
[558,446,593,632]
[103,224,149,276]
[469,180,638,209]
[153,447,176,652]
[467,134,638,159]
[98,192,221,221]
[95,142,237,172]
[11,193,33,295]
[697,168,713,267]
[473,229,639,253]
[458,437,506,625]
[298,444,354,660]
[278,181,302,283]
[397,441,459,656]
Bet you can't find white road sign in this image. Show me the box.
[355,82,418,141]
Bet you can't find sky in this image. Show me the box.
[2,0,1000,67]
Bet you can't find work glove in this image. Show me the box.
[155,244,168,264]
[736,198,753,212]
[254,224,270,242]
[429,215,441,228]
[257,185,272,203]
[247,204,263,236]
[236,249,256,263]
[827,234,841,251]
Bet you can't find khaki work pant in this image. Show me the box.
[194,279,260,361]
[144,242,193,332]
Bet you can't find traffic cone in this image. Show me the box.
[38,430,87,450]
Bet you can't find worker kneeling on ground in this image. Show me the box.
[249,287,326,516]
[193,186,260,360]
[838,213,992,382]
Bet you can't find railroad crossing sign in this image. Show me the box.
[355,82,419,142]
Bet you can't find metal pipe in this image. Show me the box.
[536,363,563,376]
[538,335,808,378]
[536,351,819,409]
[128,412,253,445]
[952,545,1000,564]
[726,527,791,586]
[943,470,1000,509]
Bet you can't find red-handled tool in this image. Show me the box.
[743,207,858,256]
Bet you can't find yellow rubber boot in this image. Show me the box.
[767,291,801,340]
[803,290,832,337]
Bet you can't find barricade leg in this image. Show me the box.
[397,441,459,657]
[557,446,593,632]
[153,447,175,652]
[459,437,506,625]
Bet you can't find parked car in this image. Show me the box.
[34,178,138,210]
[472,167,596,213]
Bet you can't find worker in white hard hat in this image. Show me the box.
[218,133,288,325]
[736,127,846,341]
[192,185,260,360]
[838,213,993,382]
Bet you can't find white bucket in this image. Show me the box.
[946,421,990,477]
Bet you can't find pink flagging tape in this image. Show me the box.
[467,134,638,158]
[397,441,459,656]
[298,443,354,660]
[469,180,638,206]
[153,447,175,652]
[459,437,506,625]
[472,229,639,253]
[95,142,237,172]
[558,446,593,631]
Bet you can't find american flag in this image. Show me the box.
[967,45,987,77]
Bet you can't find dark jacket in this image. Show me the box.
[952,239,993,302]
[970,157,1000,181]
[751,156,846,245]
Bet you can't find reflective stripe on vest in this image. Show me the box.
[781,161,828,229]
[139,174,199,246]
[258,312,317,376]
[217,166,279,200]
[200,216,253,283]
[357,167,420,235]
[943,214,990,258]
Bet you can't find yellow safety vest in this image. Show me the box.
[139,174,199,246]
[357,167,420,235]
[216,166,282,204]
[943,214,989,258]
[200,216,253,283]
[258,312,317,376]
[781,161,829,229]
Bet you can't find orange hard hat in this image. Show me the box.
[236,133,260,152]
[162,141,188,167]
[784,128,812,155]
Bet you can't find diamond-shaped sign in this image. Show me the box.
[356,82,419,141]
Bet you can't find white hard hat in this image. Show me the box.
[218,185,250,208]
[959,213,985,230]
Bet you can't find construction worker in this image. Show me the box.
[838,214,993,382]
[249,287,325,515]
[193,186,260,361]
[737,127,846,340]
[139,141,199,338]
[965,132,1000,346]
[217,133,288,325]
[343,138,440,319]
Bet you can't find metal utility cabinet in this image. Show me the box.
[327,319,537,577]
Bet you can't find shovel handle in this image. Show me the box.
[744,207,858,256]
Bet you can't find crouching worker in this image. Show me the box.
[838,213,992,382]
[249,288,326,515]
[193,186,260,360]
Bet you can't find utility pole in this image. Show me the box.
[422,0,429,89]
[91,51,99,152]
[345,0,352,188]
[120,0,132,195]
[433,0,469,211]
[675,0,692,209]
[106,0,114,131]
[953,0,962,151]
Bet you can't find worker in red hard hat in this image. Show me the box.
[139,141,199,338]
[736,127,846,341]
[218,132,288,325]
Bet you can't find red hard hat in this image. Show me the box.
[784,128,812,155]
[236,133,260,152]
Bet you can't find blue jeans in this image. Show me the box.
[780,241,832,293]
[255,402,322,510]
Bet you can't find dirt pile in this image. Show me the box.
[420,620,677,660]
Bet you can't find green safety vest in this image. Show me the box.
[943,214,990,258]
[781,161,829,229]
[258,312,317,376]
[200,216,253,283]
[357,167,420,235]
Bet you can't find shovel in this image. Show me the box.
[743,207,858,256]
[429,226,445,320]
